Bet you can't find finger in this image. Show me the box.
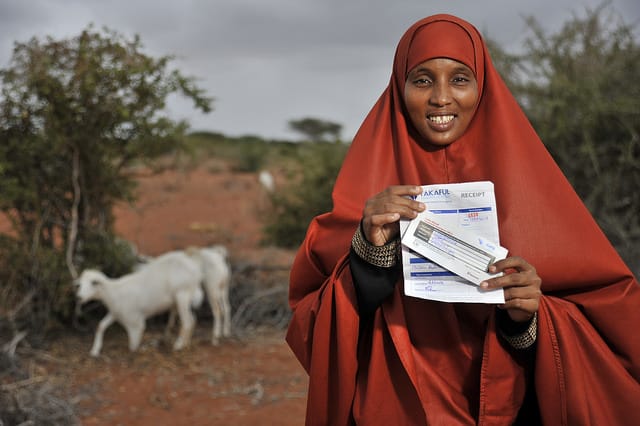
[366,185,422,204]
[480,270,541,291]
[481,272,526,290]
[498,298,539,316]
[381,198,426,218]
[489,256,533,274]
[369,212,400,227]
[385,185,424,197]
[378,186,426,212]
[363,213,401,245]
[365,197,425,221]
[503,285,542,302]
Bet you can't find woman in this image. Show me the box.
[286,14,640,425]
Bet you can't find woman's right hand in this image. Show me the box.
[362,185,425,246]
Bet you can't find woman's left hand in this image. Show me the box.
[480,256,542,323]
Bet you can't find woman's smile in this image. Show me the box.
[427,113,456,130]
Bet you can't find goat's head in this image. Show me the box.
[74,269,105,304]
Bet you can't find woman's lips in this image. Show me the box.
[427,114,455,131]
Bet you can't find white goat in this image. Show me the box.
[258,170,275,192]
[186,245,232,345]
[75,250,204,357]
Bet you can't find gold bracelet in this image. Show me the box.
[499,312,537,350]
[351,224,400,268]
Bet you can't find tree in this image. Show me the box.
[288,117,343,142]
[494,4,640,272]
[0,25,212,328]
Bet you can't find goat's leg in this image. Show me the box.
[174,292,195,350]
[90,313,115,357]
[125,317,146,352]
[221,284,231,338]
[210,291,223,345]
[165,307,177,340]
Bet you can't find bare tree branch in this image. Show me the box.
[66,146,81,280]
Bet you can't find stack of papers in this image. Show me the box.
[400,181,507,304]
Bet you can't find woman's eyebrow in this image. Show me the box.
[409,66,431,75]
[410,65,472,75]
[452,65,473,74]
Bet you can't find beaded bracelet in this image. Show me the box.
[499,312,538,350]
[351,224,400,268]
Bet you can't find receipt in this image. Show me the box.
[400,181,506,304]
[403,216,508,285]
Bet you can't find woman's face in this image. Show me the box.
[404,58,479,146]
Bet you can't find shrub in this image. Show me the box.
[262,141,348,248]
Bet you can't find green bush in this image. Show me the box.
[262,141,349,248]
[75,230,139,278]
[491,5,640,273]
[0,230,138,340]
[0,237,70,337]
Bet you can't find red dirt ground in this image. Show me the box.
[41,162,309,425]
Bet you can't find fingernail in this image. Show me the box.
[480,282,488,289]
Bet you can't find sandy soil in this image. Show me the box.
[40,162,309,425]
[46,327,307,426]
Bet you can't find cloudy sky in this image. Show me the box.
[1,0,638,140]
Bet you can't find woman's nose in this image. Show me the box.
[429,82,452,106]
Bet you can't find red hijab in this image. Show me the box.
[287,14,640,425]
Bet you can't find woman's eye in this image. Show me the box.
[414,78,431,85]
[452,76,471,84]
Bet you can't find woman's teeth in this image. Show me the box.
[429,115,454,124]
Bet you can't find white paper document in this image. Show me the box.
[400,181,507,304]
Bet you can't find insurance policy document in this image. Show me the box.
[400,181,506,304]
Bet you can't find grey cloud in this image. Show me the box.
[0,0,638,140]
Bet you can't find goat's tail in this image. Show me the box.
[191,286,205,309]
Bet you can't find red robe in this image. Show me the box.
[287,14,640,425]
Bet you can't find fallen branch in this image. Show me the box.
[0,375,48,392]
[2,330,27,357]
